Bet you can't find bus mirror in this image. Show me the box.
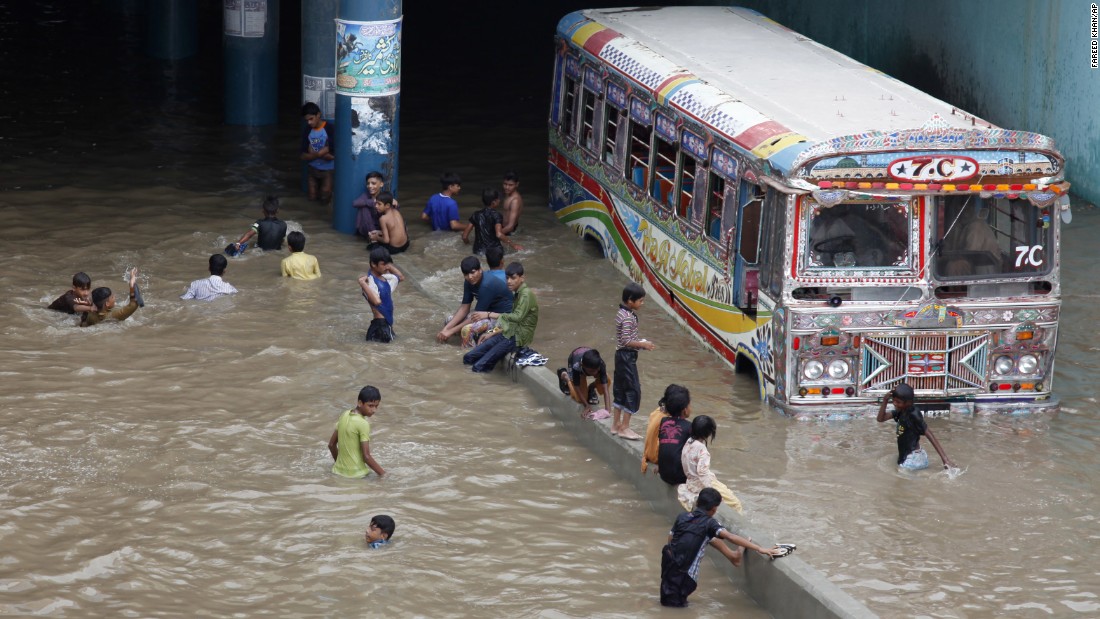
[828,295,843,307]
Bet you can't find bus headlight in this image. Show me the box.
[1017,354,1039,374]
[994,356,1014,375]
[827,359,850,379]
[803,360,825,380]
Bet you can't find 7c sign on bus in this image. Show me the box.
[887,155,979,182]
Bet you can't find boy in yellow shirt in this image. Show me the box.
[280,231,321,280]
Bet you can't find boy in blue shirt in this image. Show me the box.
[358,247,404,343]
[421,172,463,231]
[300,102,335,203]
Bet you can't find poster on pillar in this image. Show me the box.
[303,76,337,120]
[335,18,402,97]
[224,0,266,38]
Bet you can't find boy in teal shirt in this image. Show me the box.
[327,386,386,478]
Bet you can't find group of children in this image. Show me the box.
[48,269,143,327]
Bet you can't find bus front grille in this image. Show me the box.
[860,331,990,396]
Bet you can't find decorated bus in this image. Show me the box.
[548,6,1070,417]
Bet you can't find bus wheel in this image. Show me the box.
[734,353,758,378]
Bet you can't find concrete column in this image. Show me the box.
[332,0,402,234]
[223,0,280,126]
[301,0,338,195]
[147,0,197,60]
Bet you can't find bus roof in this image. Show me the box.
[559,7,1044,177]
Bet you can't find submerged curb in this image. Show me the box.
[400,260,877,619]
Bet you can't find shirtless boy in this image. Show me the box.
[369,191,410,254]
[501,170,523,235]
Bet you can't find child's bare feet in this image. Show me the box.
[731,547,743,567]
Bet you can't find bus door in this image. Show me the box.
[733,180,764,309]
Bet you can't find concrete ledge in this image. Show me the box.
[400,260,877,618]
[514,364,877,619]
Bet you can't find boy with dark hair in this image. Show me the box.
[484,245,506,283]
[558,347,611,418]
[463,262,539,372]
[300,102,335,202]
[876,382,955,470]
[368,191,410,254]
[365,514,395,548]
[81,268,141,327]
[358,247,404,343]
[437,256,513,345]
[462,187,520,255]
[660,487,786,607]
[234,196,288,251]
[612,282,655,439]
[280,231,321,280]
[353,171,400,238]
[181,254,239,300]
[501,170,523,235]
[328,385,386,479]
[421,172,464,231]
[48,272,95,314]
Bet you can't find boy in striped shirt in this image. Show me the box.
[613,282,655,439]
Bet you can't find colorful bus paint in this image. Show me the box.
[548,7,1069,417]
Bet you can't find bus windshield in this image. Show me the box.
[806,202,909,269]
[933,196,1052,279]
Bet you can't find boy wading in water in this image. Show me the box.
[328,386,386,479]
[876,382,955,470]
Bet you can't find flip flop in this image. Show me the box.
[771,543,797,560]
[132,283,145,308]
[225,242,248,257]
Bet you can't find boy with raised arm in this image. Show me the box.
[359,247,404,343]
[876,382,955,470]
[81,268,141,327]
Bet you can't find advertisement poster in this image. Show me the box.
[224,0,267,38]
[335,18,402,96]
[302,75,337,120]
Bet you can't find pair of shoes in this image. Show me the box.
[515,355,547,367]
[771,544,797,560]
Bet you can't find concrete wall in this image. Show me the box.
[401,262,876,618]
[739,0,1099,207]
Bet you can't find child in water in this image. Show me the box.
[365,514,395,549]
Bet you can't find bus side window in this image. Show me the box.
[561,75,579,140]
[755,189,787,298]
[580,88,598,152]
[676,149,698,220]
[705,170,725,241]
[603,103,623,168]
[737,180,763,263]
[626,116,652,190]
[651,135,677,207]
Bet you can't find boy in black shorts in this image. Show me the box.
[612,282,655,439]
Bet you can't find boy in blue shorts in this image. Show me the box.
[422,172,463,231]
[612,282,655,439]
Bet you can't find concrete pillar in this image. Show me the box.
[301,0,338,196]
[223,0,280,126]
[147,0,197,60]
[332,0,402,235]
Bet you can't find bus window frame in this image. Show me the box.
[560,72,581,143]
[650,112,678,211]
[624,96,654,193]
[757,188,789,299]
[736,180,763,265]
[602,100,624,169]
[675,147,700,222]
[579,86,600,155]
[797,198,918,277]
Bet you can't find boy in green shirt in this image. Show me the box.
[327,386,386,478]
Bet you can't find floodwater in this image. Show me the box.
[2,3,1099,618]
